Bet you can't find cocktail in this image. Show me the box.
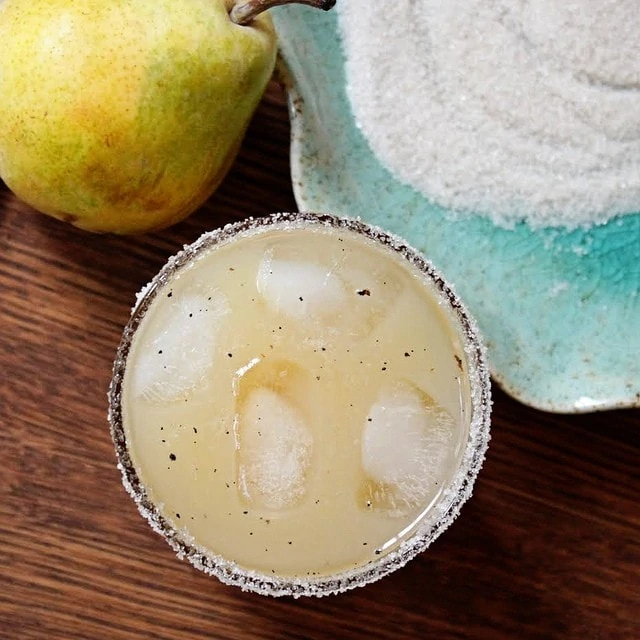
[108,212,491,596]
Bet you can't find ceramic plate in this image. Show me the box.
[272,7,640,413]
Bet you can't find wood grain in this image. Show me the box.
[1,82,639,640]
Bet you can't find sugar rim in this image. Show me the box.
[108,211,492,598]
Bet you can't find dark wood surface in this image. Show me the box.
[1,82,638,640]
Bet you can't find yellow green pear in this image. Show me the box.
[0,0,334,234]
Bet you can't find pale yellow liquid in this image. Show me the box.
[122,224,471,579]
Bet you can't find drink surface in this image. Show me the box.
[122,223,471,578]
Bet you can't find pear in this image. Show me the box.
[0,0,335,234]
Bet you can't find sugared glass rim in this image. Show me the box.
[108,211,492,597]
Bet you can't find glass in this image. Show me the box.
[108,212,491,597]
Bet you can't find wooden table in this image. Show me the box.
[1,82,638,640]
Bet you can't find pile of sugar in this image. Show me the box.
[338,0,640,229]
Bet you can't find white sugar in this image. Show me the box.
[339,0,640,229]
[237,387,313,510]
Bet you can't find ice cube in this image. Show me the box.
[131,291,229,401]
[237,387,313,510]
[256,251,348,321]
[361,381,455,516]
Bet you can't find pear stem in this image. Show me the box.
[230,0,336,26]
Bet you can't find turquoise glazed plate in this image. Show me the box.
[272,7,640,413]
